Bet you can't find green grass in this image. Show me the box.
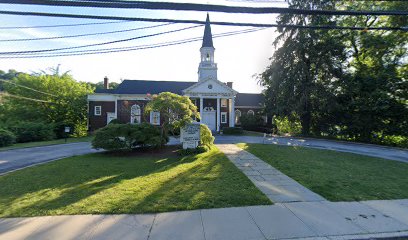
[238,143,408,201]
[0,146,270,217]
[0,135,93,152]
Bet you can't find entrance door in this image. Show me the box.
[107,112,116,124]
[201,111,216,131]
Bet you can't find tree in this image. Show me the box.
[0,69,20,91]
[144,92,199,146]
[335,1,408,141]
[259,0,345,135]
[87,81,119,91]
[0,69,94,136]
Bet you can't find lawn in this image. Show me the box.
[0,135,93,152]
[0,146,270,217]
[238,143,408,201]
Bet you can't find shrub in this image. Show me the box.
[0,129,16,147]
[92,123,169,151]
[200,124,214,148]
[11,122,56,143]
[222,127,244,135]
[240,114,265,131]
[108,119,121,124]
[274,116,302,135]
[178,145,210,156]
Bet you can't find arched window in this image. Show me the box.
[130,104,141,124]
[206,53,210,61]
[235,110,241,124]
[248,110,255,116]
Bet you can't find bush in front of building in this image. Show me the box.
[92,123,168,151]
[200,124,214,148]
[10,122,56,143]
[0,129,16,147]
[222,127,244,135]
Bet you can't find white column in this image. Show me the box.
[199,97,203,122]
[217,97,220,132]
[230,97,235,127]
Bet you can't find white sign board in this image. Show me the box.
[180,123,200,149]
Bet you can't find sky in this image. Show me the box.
[0,0,288,93]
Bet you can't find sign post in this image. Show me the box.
[180,123,200,149]
[64,126,71,143]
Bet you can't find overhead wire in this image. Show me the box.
[0,79,58,97]
[0,24,201,55]
[0,0,406,16]
[0,11,404,31]
[0,20,130,30]
[0,23,173,42]
[0,27,268,58]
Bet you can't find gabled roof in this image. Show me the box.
[202,13,214,48]
[95,80,196,95]
[235,93,264,107]
[183,78,237,95]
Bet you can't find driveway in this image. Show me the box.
[1,136,407,175]
[0,142,99,175]
[212,135,408,163]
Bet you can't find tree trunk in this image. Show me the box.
[300,111,311,136]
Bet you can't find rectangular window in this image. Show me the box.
[221,112,227,123]
[94,106,102,116]
[221,99,227,107]
[150,111,160,125]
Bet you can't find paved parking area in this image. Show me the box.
[2,200,408,240]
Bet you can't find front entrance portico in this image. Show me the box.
[183,78,237,132]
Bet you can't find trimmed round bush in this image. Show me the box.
[92,123,169,151]
[200,124,214,148]
[0,129,16,147]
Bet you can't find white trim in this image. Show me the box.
[88,94,116,101]
[182,78,238,94]
[221,112,227,124]
[130,104,141,124]
[248,110,255,116]
[216,98,220,131]
[94,106,102,116]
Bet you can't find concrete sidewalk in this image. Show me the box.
[217,144,326,203]
[1,200,408,240]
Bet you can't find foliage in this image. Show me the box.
[0,147,270,217]
[259,0,408,146]
[0,129,16,147]
[222,127,244,135]
[240,114,267,132]
[0,68,93,137]
[239,143,408,201]
[86,81,119,91]
[145,92,199,146]
[178,145,210,156]
[92,123,168,151]
[10,122,55,143]
[273,115,302,135]
[200,124,214,148]
[108,119,121,124]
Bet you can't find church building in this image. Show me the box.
[87,14,264,132]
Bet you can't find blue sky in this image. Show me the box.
[0,0,287,93]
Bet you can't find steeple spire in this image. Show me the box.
[202,13,214,48]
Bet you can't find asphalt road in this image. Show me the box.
[0,142,100,175]
[1,136,407,175]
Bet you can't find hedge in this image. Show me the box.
[0,129,16,147]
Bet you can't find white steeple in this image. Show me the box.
[198,13,218,81]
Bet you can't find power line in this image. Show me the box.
[0,23,173,42]
[0,11,405,31]
[0,20,130,30]
[0,25,201,55]
[0,28,268,58]
[0,79,58,97]
[1,0,406,16]
[2,92,54,103]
